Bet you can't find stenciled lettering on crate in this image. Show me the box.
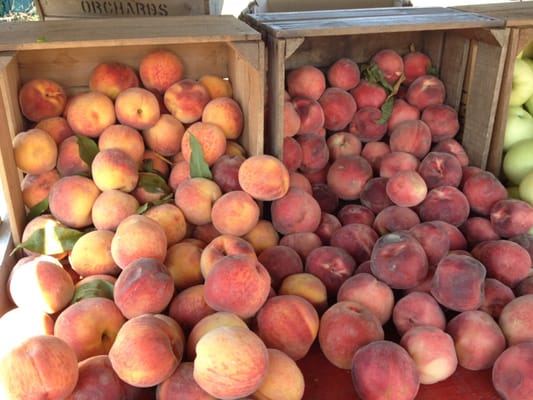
[79,1,170,17]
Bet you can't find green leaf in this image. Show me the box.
[71,279,115,304]
[76,134,99,167]
[137,172,172,195]
[11,226,84,256]
[137,193,174,215]
[188,132,212,179]
[362,62,393,92]
[376,97,395,125]
[37,36,46,43]
[27,197,49,220]
[427,65,439,77]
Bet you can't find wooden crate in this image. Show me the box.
[242,0,411,14]
[0,15,265,255]
[455,2,533,178]
[34,0,224,19]
[241,7,509,171]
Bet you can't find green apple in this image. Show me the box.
[504,106,533,151]
[509,58,533,107]
[503,137,533,185]
[519,169,533,206]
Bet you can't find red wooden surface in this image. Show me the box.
[297,343,501,400]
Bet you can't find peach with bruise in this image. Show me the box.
[278,272,328,315]
[56,135,91,177]
[239,154,290,201]
[69,229,120,277]
[389,119,432,159]
[13,128,58,175]
[405,75,446,110]
[198,74,233,99]
[386,170,427,208]
[283,99,302,137]
[48,175,100,229]
[165,240,204,291]
[318,87,357,132]
[327,154,373,201]
[292,96,325,135]
[417,150,463,190]
[490,198,533,238]
[296,133,330,174]
[18,78,67,122]
[387,98,421,132]
[326,131,362,162]
[270,187,322,235]
[371,48,404,85]
[21,169,60,210]
[282,136,303,172]
[110,214,168,269]
[167,284,215,334]
[392,291,447,337]
[350,79,387,109]
[348,106,388,142]
[35,116,73,144]
[143,202,188,247]
[115,87,161,130]
[66,91,116,138]
[418,185,470,227]
[139,49,184,93]
[164,79,210,124]
[242,219,280,255]
[373,205,420,236]
[91,148,139,192]
[181,122,227,166]
[98,123,145,167]
[286,65,326,100]
[89,61,139,100]
[174,177,222,226]
[91,189,139,231]
[327,57,360,90]
[202,96,244,140]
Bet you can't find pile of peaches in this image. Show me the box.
[2,44,533,400]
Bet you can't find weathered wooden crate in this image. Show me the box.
[241,7,509,171]
[0,15,265,271]
[242,0,411,14]
[34,0,224,19]
[456,2,533,178]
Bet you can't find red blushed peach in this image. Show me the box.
[302,162,329,184]
[405,74,446,110]
[69,229,119,277]
[91,189,139,231]
[386,170,427,208]
[315,211,342,244]
[348,106,388,142]
[12,128,58,175]
[168,159,190,190]
[48,175,100,229]
[167,284,216,334]
[311,182,339,214]
[296,133,330,174]
[515,275,533,296]
[326,131,362,162]
[387,98,421,133]
[165,240,204,290]
[421,103,460,142]
[239,154,290,201]
[0,307,54,355]
[193,326,269,399]
[211,153,244,193]
[277,272,329,315]
[403,50,433,85]
[0,335,78,399]
[292,96,325,135]
[204,254,271,319]
[142,113,185,157]
[192,223,220,244]
[417,150,463,190]
[490,198,533,238]
[181,122,227,166]
[35,116,73,144]
[392,291,447,337]
[361,140,390,174]
[157,361,216,400]
[91,148,139,192]
[400,325,458,385]
[371,231,428,290]
[286,65,326,100]
[55,135,91,177]
[480,278,515,319]
[164,79,210,124]
[326,154,373,201]
[408,221,450,267]
[139,49,184,93]
[305,245,356,298]
[499,294,533,346]
[447,310,506,371]
[289,171,313,194]
[211,190,260,237]
[352,340,420,400]
[109,314,185,388]
[460,216,500,247]
[373,205,421,235]
[319,301,385,369]
[360,176,394,214]
[257,245,303,289]
[389,119,432,159]
[115,87,160,130]
[492,341,533,400]
[18,78,67,122]
[327,57,360,90]
[350,79,387,109]
[337,203,375,226]
[432,137,470,167]
[270,186,322,235]
[202,96,244,140]
[337,272,394,325]
[283,99,301,137]
[174,177,222,226]
[66,91,116,138]
[431,253,486,312]
[318,87,357,131]
[330,222,378,265]
[283,136,303,172]
[431,220,468,251]
[21,169,60,209]
[89,61,139,100]
[371,48,404,85]
[242,219,280,255]
[418,185,470,227]
[255,294,319,361]
[461,171,507,217]
[379,150,420,179]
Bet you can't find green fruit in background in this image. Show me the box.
[509,58,533,107]
[504,106,533,151]
[503,137,533,185]
[519,170,533,206]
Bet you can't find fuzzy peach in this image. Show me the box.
[115,87,161,130]
[89,61,139,100]
[164,79,211,124]
[174,177,222,226]
[91,189,140,231]
[20,168,60,210]
[139,49,184,93]
[66,91,116,138]
[18,78,67,122]
[12,128,58,175]
[98,123,145,167]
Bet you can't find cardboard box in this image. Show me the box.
[241,7,509,172]
[243,0,410,14]
[0,15,265,255]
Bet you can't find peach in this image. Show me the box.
[405,74,446,110]
[283,99,301,137]
[348,106,388,142]
[108,313,185,388]
[257,245,303,289]
[12,127,58,175]
[337,203,375,226]
[255,294,319,360]
[211,153,244,193]
[371,48,404,85]
[337,272,394,325]
[18,78,67,122]
[18,214,69,259]
[69,229,119,277]
[515,274,533,296]
[400,325,458,384]
[361,140,390,174]
[351,340,420,400]
[203,254,271,319]
[139,49,184,93]
[193,326,269,399]
[144,202,188,246]
[480,278,515,319]
[54,297,125,361]
[389,119,435,164]
[115,87,161,130]
[350,79,387,109]
[327,57,360,90]
[35,116,74,144]
[499,294,533,346]
[292,96,325,135]
[181,121,227,166]
[296,133,330,174]
[48,175,100,229]
[392,291,446,337]
[408,221,450,267]
[165,240,204,291]
[198,74,233,99]
[242,219,280,255]
[91,148,139,192]
[142,149,171,178]
[403,50,433,85]
[430,253,486,312]
[360,176,394,214]
[238,154,290,201]
[421,103,460,142]
[289,171,313,194]
[311,182,339,214]
[460,217,500,246]
[326,154,373,201]
[277,272,329,315]
[174,177,222,226]
[270,187,322,235]
[417,150,463,190]
[302,162,329,184]
[202,96,244,140]
[432,137,470,167]
[330,222,378,265]
[98,123,145,166]
[132,169,173,203]
[56,135,91,177]
[418,185,470,227]
[164,78,210,124]
[167,284,215,334]
[192,223,220,243]
[66,91,116,138]
[446,310,506,370]
[379,150,420,178]
[432,220,468,251]
[490,198,533,238]
[110,214,168,269]
[0,307,54,355]
[168,158,191,190]
[20,168,60,209]
[319,301,384,369]
[89,61,139,100]
[315,211,342,244]
[91,189,139,231]
[157,361,216,400]
[0,335,78,399]
[373,205,421,235]
[326,131,362,162]
[318,87,357,132]
[282,136,303,172]
[492,341,533,400]
[286,65,326,100]
[460,171,506,217]
[386,169,427,208]
[279,231,322,260]
[387,98,421,132]
[200,233,256,279]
